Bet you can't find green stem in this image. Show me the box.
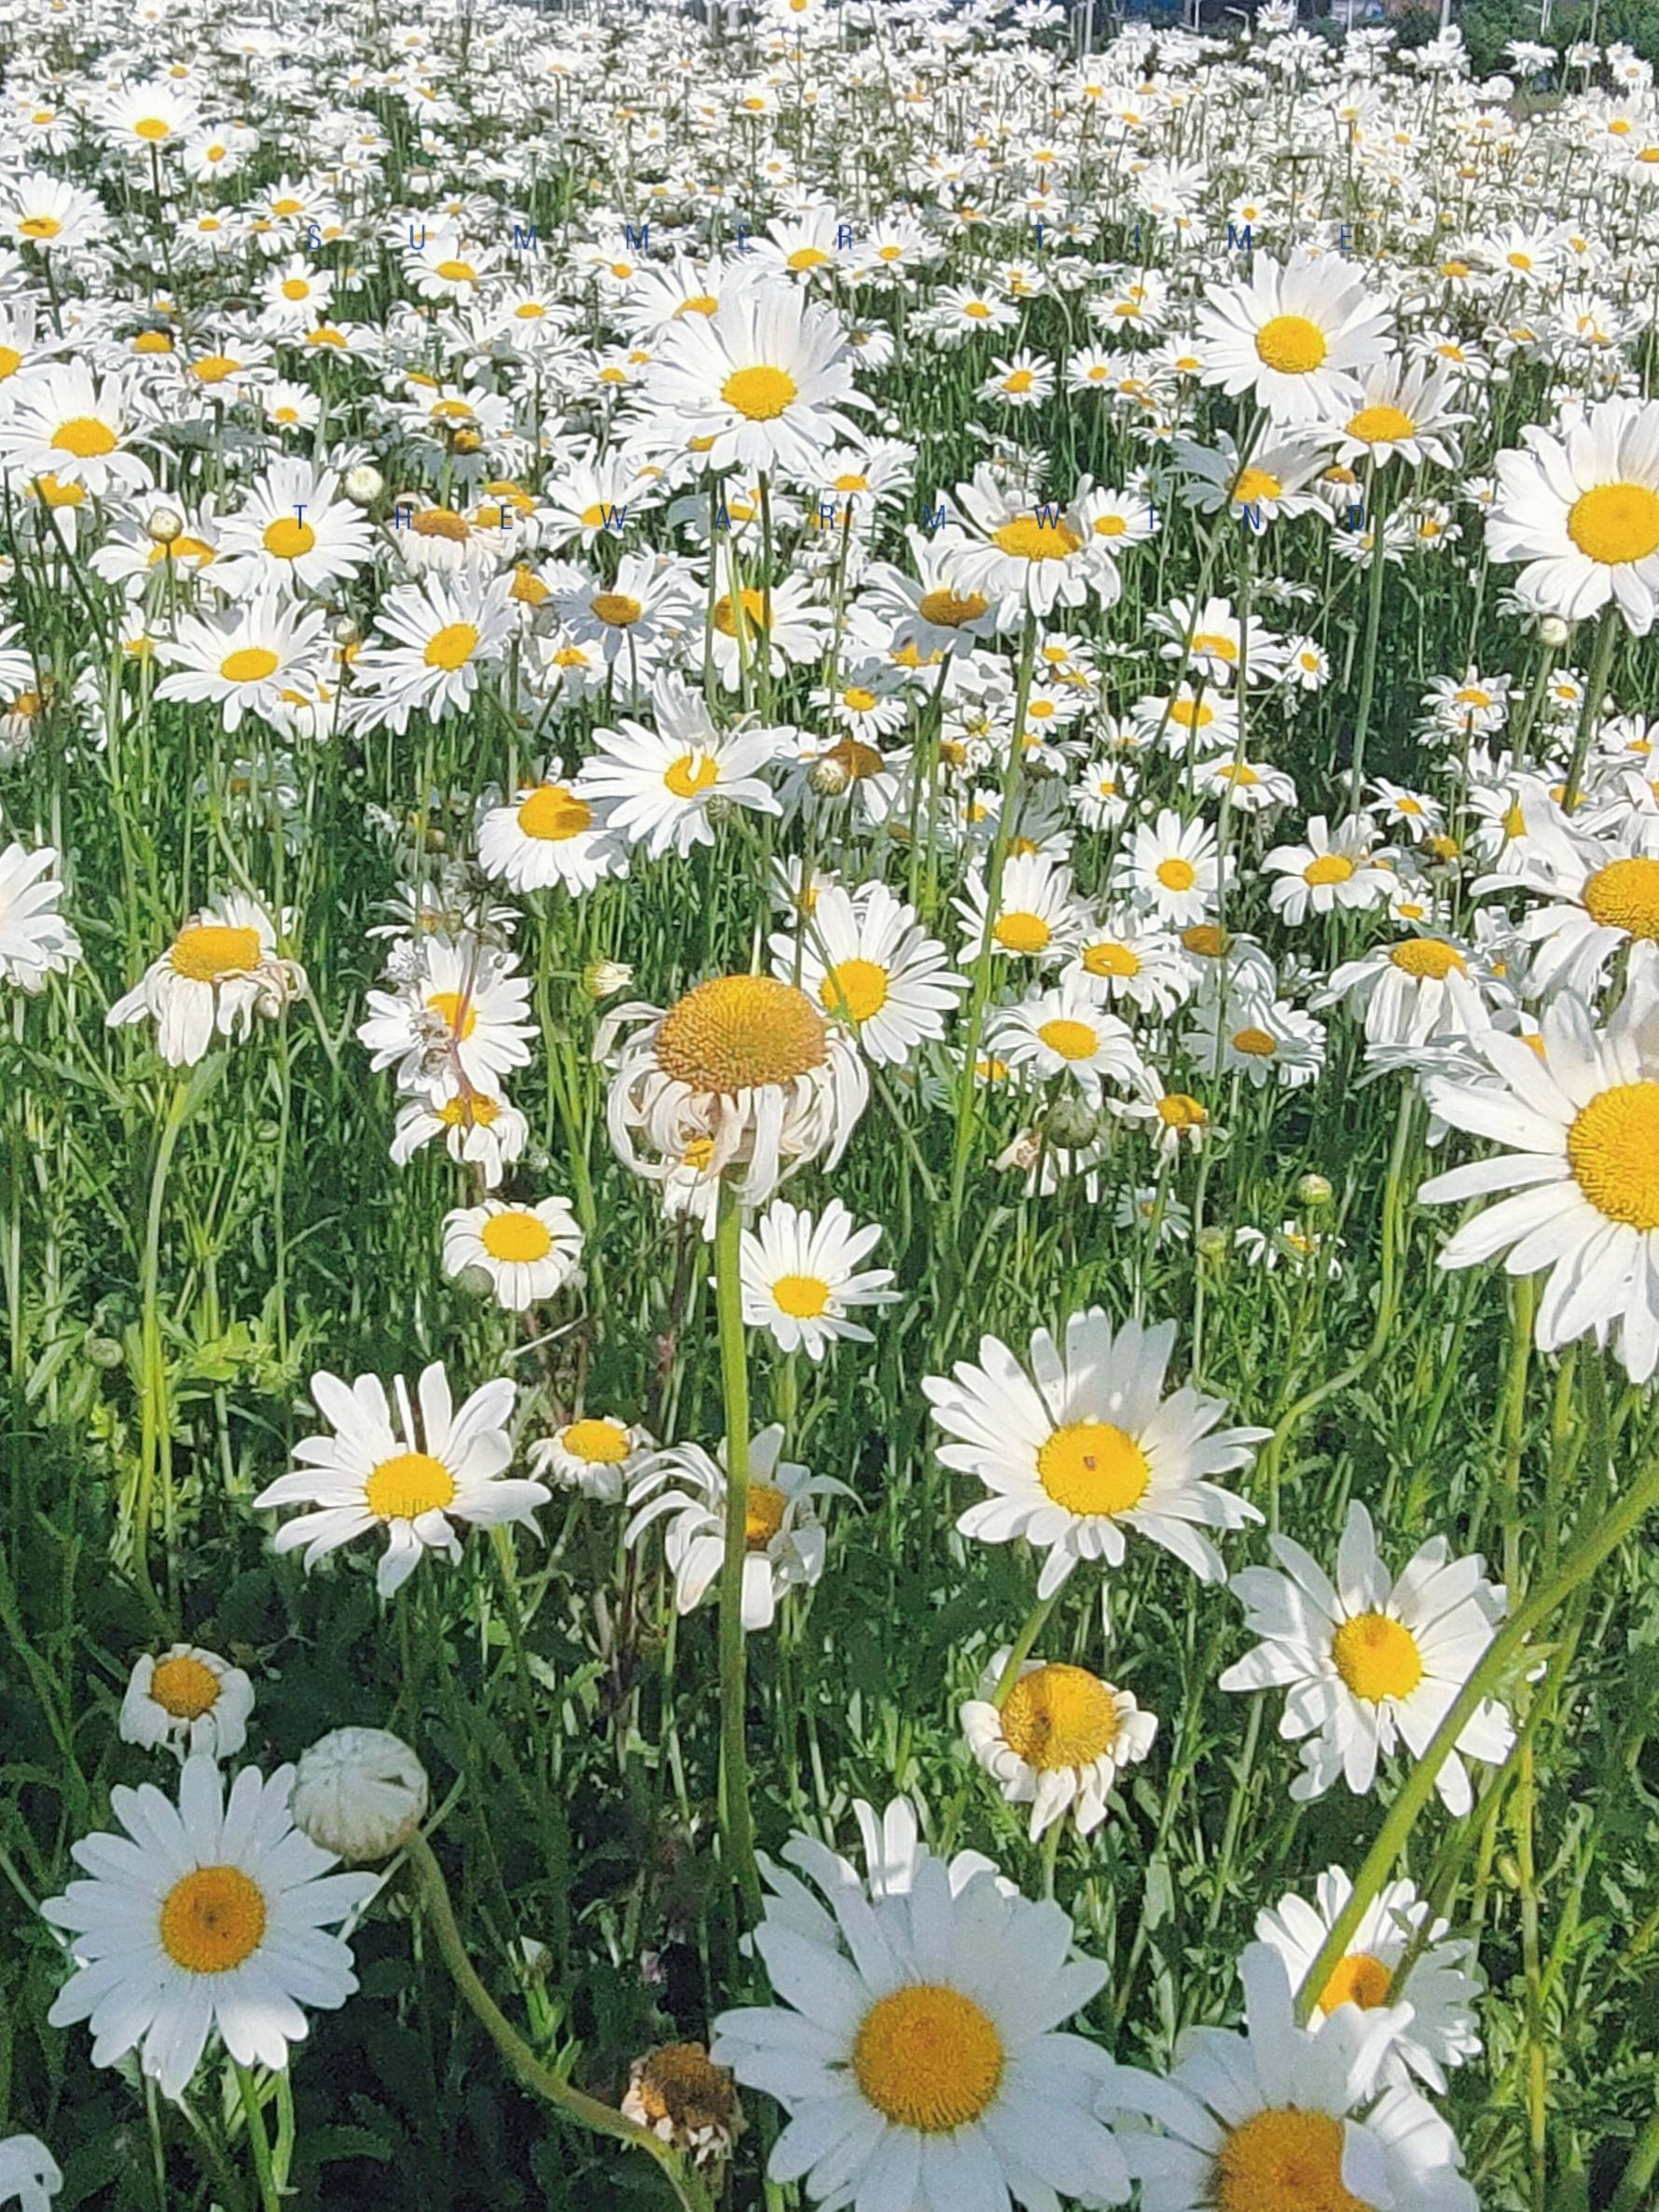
[1562,604,1620,809]
[991,1589,1060,1707]
[713,1178,764,1927]
[232,2064,281,2212]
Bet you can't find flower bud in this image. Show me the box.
[1040,1096,1101,1150]
[584,958,633,1001]
[145,505,185,546]
[1539,615,1569,646]
[86,1334,126,1369]
[1296,1171,1334,1208]
[1196,1224,1229,1261]
[344,463,383,505]
[291,1727,428,1860]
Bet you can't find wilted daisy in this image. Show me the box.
[120,1644,254,1763]
[622,2044,742,2173]
[740,1196,898,1359]
[254,1362,545,1597]
[528,1415,652,1501]
[0,840,80,991]
[1219,1499,1513,1814]
[774,881,966,1067]
[1256,1867,1484,2092]
[390,1083,529,1188]
[107,895,302,1066]
[41,1756,376,2098]
[624,1424,850,1632]
[358,937,533,1103]
[712,1850,1130,2211]
[961,1653,1157,1840]
[927,1311,1266,1597]
[442,1196,584,1310]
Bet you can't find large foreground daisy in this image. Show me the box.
[1195,252,1392,426]
[926,1311,1265,1597]
[41,1757,375,2097]
[638,281,864,478]
[712,1849,1130,2211]
[1486,394,1659,633]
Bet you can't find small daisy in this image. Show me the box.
[740,1196,899,1360]
[357,937,534,1103]
[961,1652,1157,1840]
[953,850,1086,968]
[107,895,301,1068]
[1319,934,1496,1049]
[442,1196,584,1311]
[578,674,787,861]
[1265,814,1393,925]
[119,1645,255,1763]
[157,594,328,734]
[1127,809,1224,925]
[1066,905,1193,1018]
[775,881,965,1067]
[942,465,1122,624]
[528,1416,652,1502]
[988,982,1145,1102]
[390,1082,529,1188]
[477,768,628,895]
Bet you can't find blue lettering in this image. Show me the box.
[836,222,853,248]
[1034,502,1063,529]
[601,504,626,534]
[293,504,306,522]
[510,221,539,252]
[407,224,426,250]
[623,221,649,252]
[736,223,751,254]
[714,503,732,532]
[1035,220,1044,249]
[305,220,322,251]
[921,500,948,533]
[393,504,413,529]
[1347,503,1365,531]
[1339,222,1354,255]
[819,501,836,529]
[1241,503,1265,533]
[1225,221,1252,252]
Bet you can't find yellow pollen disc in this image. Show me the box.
[842,685,878,712]
[852,1985,1004,2133]
[1037,1017,1099,1060]
[365,1449,456,1519]
[564,1417,630,1463]
[170,923,260,981]
[20,214,62,239]
[656,974,827,1092]
[1001,1662,1119,1769]
[1157,1092,1207,1127]
[133,117,172,140]
[262,518,315,559]
[1332,1611,1424,1703]
[159,1866,267,1974]
[1083,941,1139,978]
[480,1210,553,1263]
[664,750,720,799]
[1157,856,1197,892]
[721,365,798,420]
[1169,698,1214,729]
[437,1092,498,1128]
[1254,313,1329,374]
[1214,2107,1370,2212]
[1233,1026,1278,1056]
[1094,512,1126,533]
[1567,482,1659,565]
[218,644,280,684]
[1233,466,1283,503]
[424,622,478,671]
[0,344,21,378]
[678,294,719,316]
[787,245,829,270]
[834,472,868,492]
[993,910,1051,954]
[50,416,117,458]
[744,1481,787,1549]
[1036,1420,1150,1515]
[1193,632,1238,663]
[1583,856,1659,939]
[991,516,1082,561]
[426,990,478,1040]
[1003,368,1034,394]
[150,1653,220,1719]
[1389,938,1464,978]
[1304,853,1355,886]
[1568,1082,1659,1227]
[1347,403,1415,442]
[713,588,770,637]
[590,591,643,627]
[823,958,888,1022]
[280,277,309,300]
[434,258,477,283]
[518,783,592,841]
[1318,1952,1393,2014]
[415,506,470,540]
[772,1272,830,1319]
[919,587,988,627]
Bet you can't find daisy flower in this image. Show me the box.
[953,850,1086,968]
[119,1645,255,1764]
[1195,250,1393,425]
[351,573,518,735]
[477,768,627,895]
[578,674,787,861]
[926,1310,1266,1597]
[107,895,301,1067]
[1319,934,1497,1049]
[1486,394,1659,634]
[961,1652,1157,1840]
[0,840,79,992]
[1127,809,1224,926]
[942,466,1122,624]
[1099,1944,1478,2212]
[740,1196,899,1360]
[0,2137,58,2212]
[357,937,534,1103]
[1066,905,1192,1018]
[624,1425,850,1631]
[987,982,1145,1102]
[1256,1867,1484,2093]
[157,594,328,734]
[215,460,374,595]
[528,1416,652,1502]
[1476,800,1659,1000]
[639,283,865,479]
[1325,356,1469,471]
[0,362,150,499]
[390,1083,529,1188]
[1417,972,1659,1382]
[442,1196,584,1311]
[1219,1499,1513,1814]
[41,1756,375,2098]
[254,1362,546,1598]
[1183,992,1327,1087]
[1265,815,1393,925]
[712,1849,1131,2211]
[775,881,966,1067]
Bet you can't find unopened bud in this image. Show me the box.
[1196,1224,1229,1260]
[331,615,359,647]
[1041,1096,1101,1149]
[1296,1171,1334,1208]
[345,463,383,505]
[1539,615,1569,647]
[145,504,185,545]
[291,1727,429,1861]
[87,1334,126,1369]
[584,957,633,1001]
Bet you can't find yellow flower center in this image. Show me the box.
[1318,1952,1393,2014]
[424,622,478,671]
[918,587,988,628]
[1254,314,1329,374]
[159,1866,267,1973]
[664,750,720,799]
[415,506,470,541]
[1183,924,1228,958]
[1156,856,1197,892]
[1003,368,1035,394]
[744,1481,787,1549]
[133,117,172,141]
[220,646,279,684]
[656,974,827,1092]
[712,588,770,637]
[1332,1611,1425,1703]
[1233,466,1283,503]
[591,591,643,627]
[772,1272,831,1318]
[263,518,315,559]
[842,685,878,712]
[437,1092,499,1128]
[1036,1420,1150,1515]
[170,923,260,981]
[280,277,310,300]
[1568,1082,1659,1228]
[1347,403,1415,442]
[1389,938,1464,978]
[50,416,117,458]
[787,245,829,270]
[721,365,798,420]
[1083,941,1140,977]
[1214,2108,1371,2212]
[1001,1662,1120,1769]
[1583,855,1659,939]
[1169,698,1215,730]
[990,516,1082,561]
[1037,1017,1099,1061]
[0,344,21,378]
[434,258,477,283]
[564,1417,630,1463]
[1157,1092,1208,1127]
[1567,482,1659,565]
[1304,853,1354,886]
[426,990,477,1039]
[191,354,239,383]
[992,910,1051,954]
[150,1653,221,1718]
[364,1449,456,1519]
[822,958,888,1022]
[518,784,592,841]
[851,1985,1005,2133]
[19,214,62,240]
[480,1210,553,1263]
[1233,1026,1279,1057]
